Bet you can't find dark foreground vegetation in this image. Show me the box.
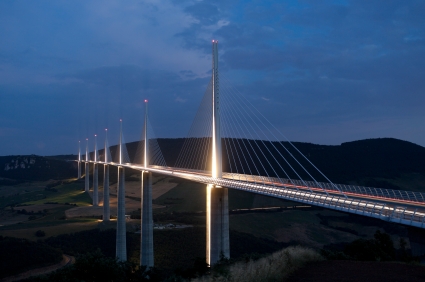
[2,226,423,281]
[22,250,158,282]
[287,260,425,282]
[0,227,286,281]
[0,236,62,279]
[322,230,415,262]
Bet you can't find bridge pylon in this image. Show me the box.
[116,119,127,261]
[93,135,99,206]
[85,138,89,192]
[140,100,154,267]
[207,40,230,266]
[103,129,110,221]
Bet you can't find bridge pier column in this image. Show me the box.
[116,166,127,261]
[85,162,89,192]
[93,163,98,206]
[206,185,230,266]
[78,161,81,179]
[103,164,110,221]
[140,171,154,267]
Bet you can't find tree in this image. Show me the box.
[35,230,46,237]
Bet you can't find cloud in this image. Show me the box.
[174,96,187,103]
[0,0,424,155]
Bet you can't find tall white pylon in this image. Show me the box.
[85,138,89,192]
[78,141,81,179]
[206,40,230,266]
[103,128,110,222]
[116,119,127,261]
[140,100,154,267]
[144,100,149,169]
[212,40,222,179]
[93,134,99,206]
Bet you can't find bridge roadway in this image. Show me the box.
[86,161,425,229]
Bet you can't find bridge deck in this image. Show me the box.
[84,161,425,229]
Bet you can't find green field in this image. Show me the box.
[0,180,91,209]
[24,181,92,206]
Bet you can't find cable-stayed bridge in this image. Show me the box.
[78,41,425,267]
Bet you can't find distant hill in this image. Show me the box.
[288,138,425,183]
[2,138,424,186]
[0,155,76,181]
[102,137,424,185]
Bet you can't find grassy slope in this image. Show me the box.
[0,179,96,240]
[24,181,92,206]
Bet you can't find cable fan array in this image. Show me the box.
[174,79,213,172]
[134,118,167,167]
[89,70,344,200]
[174,74,345,197]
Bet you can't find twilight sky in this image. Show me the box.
[1,0,424,156]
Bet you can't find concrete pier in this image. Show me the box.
[206,185,230,265]
[78,141,81,179]
[103,164,110,221]
[85,163,89,192]
[140,171,154,267]
[93,163,98,206]
[85,139,89,192]
[116,166,127,261]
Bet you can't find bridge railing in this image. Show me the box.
[121,164,425,206]
[147,166,425,204]
[220,172,425,204]
[202,173,425,228]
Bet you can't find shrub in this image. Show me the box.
[194,246,323,282]
[0,236,62,278]
[343,230,396,261]
[35,230,46,237]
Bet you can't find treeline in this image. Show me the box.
[0,236,62,279]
